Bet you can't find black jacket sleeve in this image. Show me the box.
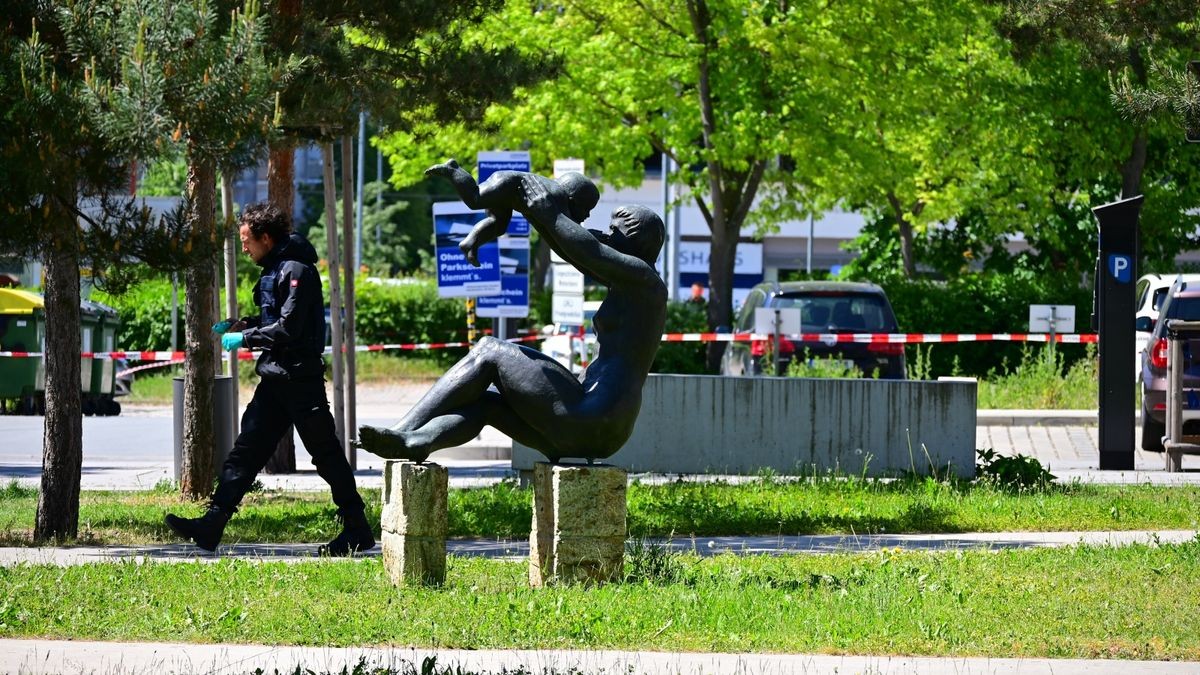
[242,261,315,351]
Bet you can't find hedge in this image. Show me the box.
[878,272,1094,377]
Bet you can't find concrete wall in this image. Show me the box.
[513,374,977,478]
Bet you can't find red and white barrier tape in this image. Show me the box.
[660,332,1099,344]
[0,331,1100,364]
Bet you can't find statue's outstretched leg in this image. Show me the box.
[359,392,557,462]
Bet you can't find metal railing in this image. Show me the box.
[1162,320,1200,471]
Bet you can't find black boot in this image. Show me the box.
[319,509,376,556]
[165,504,233,552]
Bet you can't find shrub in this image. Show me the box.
[93,276,186,351]
[879,272,1093,377]
[651,301,708,374]
[352,279,471,364]
[976,448,1057,491]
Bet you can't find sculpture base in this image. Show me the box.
[381,460,447,586]
[529,462,626,587]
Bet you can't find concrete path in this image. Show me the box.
[3,638,1198,674]
[0,530,1193,567]
[3,384,1200,489]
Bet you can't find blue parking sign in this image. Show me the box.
[1108,254,1132,283]
[432,202,501,298]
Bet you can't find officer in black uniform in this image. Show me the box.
[166,202,374,555]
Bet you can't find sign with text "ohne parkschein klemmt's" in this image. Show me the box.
[432,201,501,298]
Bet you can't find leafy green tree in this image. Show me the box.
[380,0,826,370]
[0,0,242,536]
[991,0,1200,275]
[131,0,282,499]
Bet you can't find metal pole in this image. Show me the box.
[355,111,366,272]
[806,213,814,275]
[221,173,239,434]
[773,307,782,376]
[322,140,346,446]
[664,156,680,301]
[661,152,671,287]
[341,136,358,467]
[466,298,477,345]
[170,273,178,353]
[375,147,382,247]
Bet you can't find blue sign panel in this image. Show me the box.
[432,202,501,298]
[1108,254,1132,283]
[477,151,531,237]
[477,238,530,318]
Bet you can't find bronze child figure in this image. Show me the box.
[426,158,600,266]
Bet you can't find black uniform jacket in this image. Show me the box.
[238,233,327,381]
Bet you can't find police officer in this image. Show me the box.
[165,202,374,555]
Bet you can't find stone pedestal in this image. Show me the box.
[529,462,626,587]
[381,460,448,586]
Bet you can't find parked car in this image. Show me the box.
[1138,276,1200,452]
[719,281,905,378]
[540,301,601,371]
[1135,273,1200,378]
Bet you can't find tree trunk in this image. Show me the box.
[704,219,739,372]
[181,154,218,500]
[264,140,297,473]
[341,136,357,468]
[34,193,83,542]
[1120,128,1147,200]
[887,191,918,278]
[324,140,346,448]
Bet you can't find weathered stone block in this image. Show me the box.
[530,462,627,587]
[381,531,446,586]
[381,460,448,537]
[381,460,447,586]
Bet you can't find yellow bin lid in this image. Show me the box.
[0,289,45,315]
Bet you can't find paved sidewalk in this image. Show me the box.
[3,383,1200,489]
[4,639,1198,675]
[0,530,1193,567]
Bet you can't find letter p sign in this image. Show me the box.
[1108,254,1132,283]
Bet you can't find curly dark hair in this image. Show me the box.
[240,202,291,242]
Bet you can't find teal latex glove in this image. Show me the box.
[212,320,233,334]
[220,332,244,351]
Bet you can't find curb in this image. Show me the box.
[977,409,1103,426]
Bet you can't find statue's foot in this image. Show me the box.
[356,425,430,463]
[424,158,460,178]
[459,238,481,267]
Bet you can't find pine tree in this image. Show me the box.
[0,0,244,538]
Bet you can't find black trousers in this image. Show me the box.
[212,377,365,515]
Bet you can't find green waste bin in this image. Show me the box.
[82,299,121,416]
[77,301,101,416]
[0,289,46,414]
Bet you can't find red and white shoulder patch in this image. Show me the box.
[290,279,299,287]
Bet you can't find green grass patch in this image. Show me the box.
[978,345,1098,409]
[125,353,444,405]
[1,479,1197,546]
[2,541,1199,659]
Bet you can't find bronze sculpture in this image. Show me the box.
[358,172,666,463]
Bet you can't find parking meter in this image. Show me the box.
[1092,195,1142,470]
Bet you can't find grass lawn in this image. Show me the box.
[1,541,1198,659]
[2,479,1197,546]
[125,352,445,405]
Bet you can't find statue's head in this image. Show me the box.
[602,205,665,266]
[557,172,600,223]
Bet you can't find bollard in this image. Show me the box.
[172,375,235,482]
